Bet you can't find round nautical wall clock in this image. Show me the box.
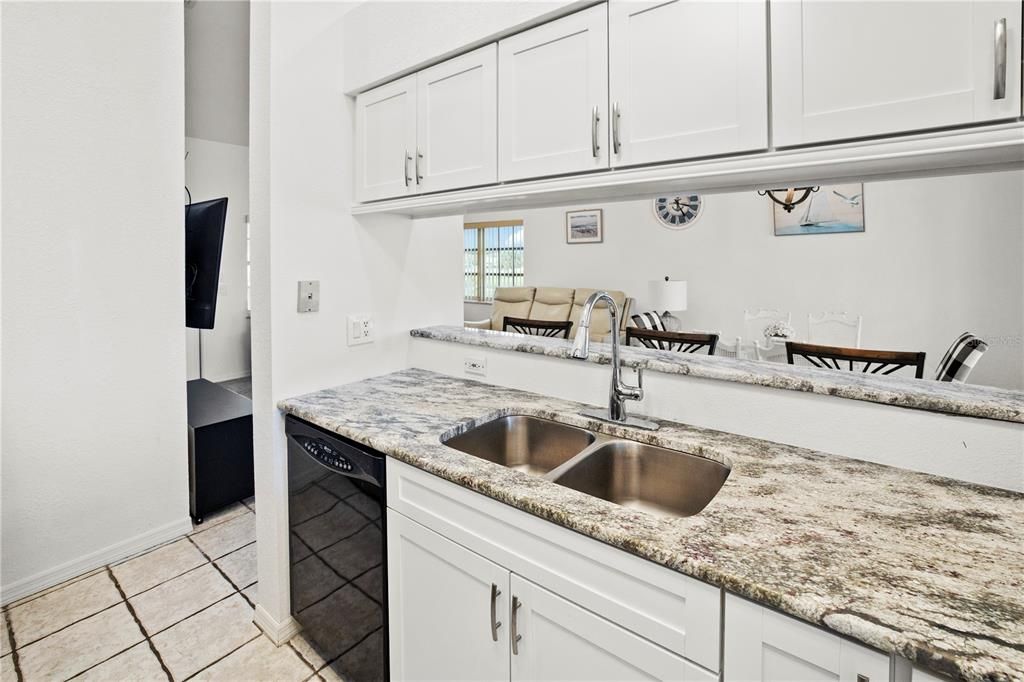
[652,192,703,229]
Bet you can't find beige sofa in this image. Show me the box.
[465,287,633,342]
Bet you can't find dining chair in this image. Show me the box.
[626,328,719,355]
[502,316,574,339]
[808,312,863,348]
[785,341,926,379]
[743,308,792,344]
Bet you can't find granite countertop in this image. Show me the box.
[410,325,1024,424]
[279,368,1024,681]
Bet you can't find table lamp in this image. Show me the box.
[649,277,688,331]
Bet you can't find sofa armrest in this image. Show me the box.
[464,319,492,330]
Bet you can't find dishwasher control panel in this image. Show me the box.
[296,436,354,472]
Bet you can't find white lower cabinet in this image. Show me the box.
[387,510,509,681]
[725,594,890,682]
[387,508,715,682]
[510,574,716,682]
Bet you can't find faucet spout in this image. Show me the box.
[571,290,647,425]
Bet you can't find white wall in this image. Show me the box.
[185,137,251,382]
[1,2,190,602]
[410,338,1024,491]
[250,1,463,635]
[468,171,1024,389]
[186,0,249,146]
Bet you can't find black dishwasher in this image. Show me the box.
[286,416,388,681]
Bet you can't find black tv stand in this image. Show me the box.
[186,379,254,524]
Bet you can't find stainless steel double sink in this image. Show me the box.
[442,415,730,518]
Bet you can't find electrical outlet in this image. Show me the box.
[348,315,374,346]
[297,280,319,313]
[464,355,487,377]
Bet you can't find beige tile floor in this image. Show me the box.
[1,498,339,682]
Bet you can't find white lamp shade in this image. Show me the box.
[649,279,687,313]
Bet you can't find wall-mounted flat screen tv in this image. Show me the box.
[185,197,228,329]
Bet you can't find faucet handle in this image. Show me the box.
[636,367,644,389]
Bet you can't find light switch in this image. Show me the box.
[297,280,319,313]
[348,314,374,346]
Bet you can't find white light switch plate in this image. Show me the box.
[297,280,319,313]
[348,315,374,346]
[464,355,487,377]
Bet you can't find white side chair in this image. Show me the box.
[807,312,863,348]
[753,338,788,363]
[743,309,792,342]
[713,335,744,360]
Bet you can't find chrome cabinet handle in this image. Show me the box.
[415,150,423,184]
[403,150,412,187]
[489,583,502,642]
[994,17,1007,100]
[511,595,523,655]
[612,101,621,155]
[591,106,601,158]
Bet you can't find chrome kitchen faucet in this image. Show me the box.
[571,291,659,431]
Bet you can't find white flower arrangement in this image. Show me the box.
[763,321,795,339]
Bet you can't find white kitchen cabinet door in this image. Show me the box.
[355,75,417,202]
[608,0,768,167]
[498,4,609,181]
[510,574,717,682]
[771,0,1022,147]
[416,45,498,193]
[724,594,889,682]
[387,510,509,682]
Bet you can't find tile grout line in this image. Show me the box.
[106,567,174,682]
[317,624,383,676]
[180,633,263,682]
[185,535,249,603]
[285,640,317,674]
[2,566,107,611]
[11,601,123,652]
[3,608,24,682]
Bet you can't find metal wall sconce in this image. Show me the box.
[758,186,820,213]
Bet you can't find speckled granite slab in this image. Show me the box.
[279,368,1024,682]
[411,325,1024,424]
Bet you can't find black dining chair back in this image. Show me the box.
[502,316,574,339]
[785,341,926,378]
[626,328,719,355]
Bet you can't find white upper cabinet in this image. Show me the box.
[387,510,510,682]
[608,0,768,167]
[498,4,609,182]
[355,75,417,202]
[771,0,1023,147]
[724,594,890,682]
[416,45,498,194]
[509,574,716,682]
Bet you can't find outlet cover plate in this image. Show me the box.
[464,355,487,377]
[348,315,374,346]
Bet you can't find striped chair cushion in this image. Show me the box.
[629,312,666,349]
[934,332,988,383]
[630,311,665,332]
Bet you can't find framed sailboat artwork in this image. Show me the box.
[773,183,865,236]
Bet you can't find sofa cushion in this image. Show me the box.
[569,288,627,341]
[529,287,575,322]
[489,287,535,330]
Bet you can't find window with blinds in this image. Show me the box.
[464,220,524,302]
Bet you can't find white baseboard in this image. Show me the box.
[254,604,301,645]
[0,516,194,606]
